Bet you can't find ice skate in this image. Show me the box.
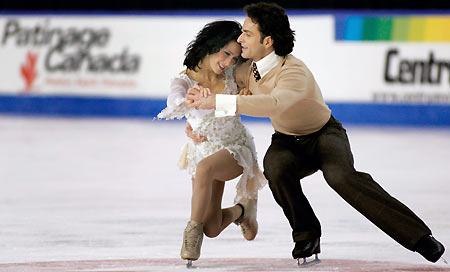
[297,254,321,267]
[414,235,445,263]
[180,220,204,268]
[234,199,258,241]
[293,238,321,267]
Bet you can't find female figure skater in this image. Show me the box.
[157,20,266,266]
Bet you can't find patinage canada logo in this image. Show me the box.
[1,19,141,91]
[20,51,38,91]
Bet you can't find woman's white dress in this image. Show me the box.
[157,68,266,203]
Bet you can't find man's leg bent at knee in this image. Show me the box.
[264,136,321,259]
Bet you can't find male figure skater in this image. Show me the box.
[186,2,445,265]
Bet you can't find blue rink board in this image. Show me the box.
[0,94,449,127]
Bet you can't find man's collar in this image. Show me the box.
[253,51,281,79]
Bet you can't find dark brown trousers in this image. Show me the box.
[263,115,431,250]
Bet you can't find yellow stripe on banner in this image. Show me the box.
[424,17,450,41]
[408,17,426,41]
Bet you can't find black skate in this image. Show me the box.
[415,235,446,263]
[292,238,321,267]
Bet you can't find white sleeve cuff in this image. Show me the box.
[215,94,237,117]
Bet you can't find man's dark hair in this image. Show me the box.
[184,20,243,71]
[244,2,295,56]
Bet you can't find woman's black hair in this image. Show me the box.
[183,20,243,71]
[244,2,295,56]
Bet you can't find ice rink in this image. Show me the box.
[1,116,449,271]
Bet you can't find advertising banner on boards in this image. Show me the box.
[0,12,449,123]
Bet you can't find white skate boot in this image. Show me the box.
[180,220,204,268]
[234,198,258,241]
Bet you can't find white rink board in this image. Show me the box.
[0,13,449,103]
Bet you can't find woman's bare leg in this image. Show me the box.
[190,149,243,234]
[201,179,243,237]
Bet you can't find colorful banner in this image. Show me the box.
[336,15,450,41]
[0,12,449,125]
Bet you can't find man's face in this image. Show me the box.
[237,17,268,62]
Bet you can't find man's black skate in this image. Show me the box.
[292,238,321,266]
[415,235,445,263]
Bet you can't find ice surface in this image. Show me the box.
[0,116,449,268]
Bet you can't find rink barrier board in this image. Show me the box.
[0,94,449,126]
[1,11,449,100]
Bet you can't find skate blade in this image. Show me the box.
[186,260,197,269]
[297,255,321,267]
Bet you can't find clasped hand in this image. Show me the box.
[186,85,252,110]
[184,86,251,144]
[185,85,212,110]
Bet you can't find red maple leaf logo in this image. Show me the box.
[21,52,38,91]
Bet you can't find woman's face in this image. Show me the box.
[208,41,241,74]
